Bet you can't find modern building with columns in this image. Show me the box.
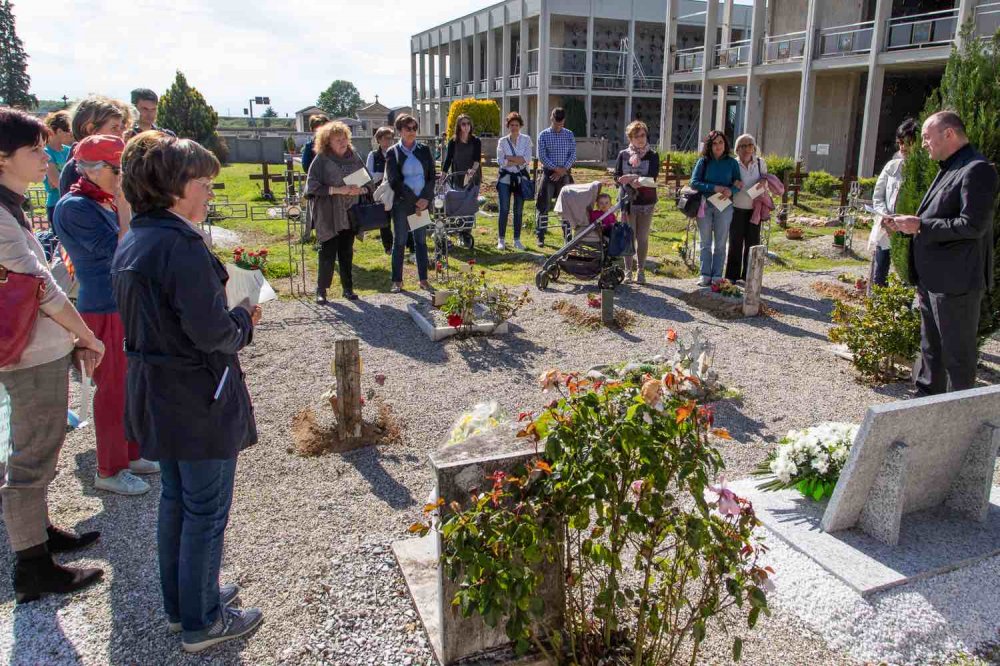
[409,0,751,160]
[667,0,999,177]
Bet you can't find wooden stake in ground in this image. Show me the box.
[601,288,615,325]
[743,245,766,317]
[332,338,363,445]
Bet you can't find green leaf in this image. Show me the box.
[748,606,760,629]
[733,636,743,662]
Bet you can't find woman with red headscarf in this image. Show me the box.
[53,135,157,496]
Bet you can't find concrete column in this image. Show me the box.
[419,50,427,102]
[502,19,512,95]
[411,52,418,112]
[438,42,448,134]
[585,10,595,136]
[625,12,636,123]
[538,1,551,132]
[793,0,819,165]
[486,19,496,84]
[742,0,766,141]
[519,7,529,132]
[449,29,457,98]
[697,0,720,143]
[660,0,678,152]
[428,49,436,99]
[715,0,735,131]
[956,0,977,48]
[474,27,482,96]
[857,0,893,176]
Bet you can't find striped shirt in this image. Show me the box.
[537,127,576,171]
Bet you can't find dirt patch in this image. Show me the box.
[678,289,746,320]
[552,299,636,330]
[291,398,403,456]
[811,280,865,304]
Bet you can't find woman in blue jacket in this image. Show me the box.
[690,130,742,286]
[111,132,263,654]
[384,114,435,293]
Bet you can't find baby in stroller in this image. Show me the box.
[535,182,629,290]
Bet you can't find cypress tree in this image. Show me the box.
[157,71,229,163]
[0,0,37,109]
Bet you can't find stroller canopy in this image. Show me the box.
[554,181,602,227]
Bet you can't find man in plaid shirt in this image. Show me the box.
[535,108,576,245]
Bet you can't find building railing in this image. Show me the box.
[633,76,663,92]
[761,31,807,63]
[464,81,474,94]
[674,82,701,95]
[817,21,874,57]
[885,8,958,51]
[975,2,1000,38]
[526,73,539,88]
[674,45,705,73]
[715,39,752,68]
[493,76,504,92]
[509,75,521,90]
[478,79,488,94]
[549,47,587,89]
[592,49,627,90]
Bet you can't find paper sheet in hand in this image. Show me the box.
[708,193,732,211]
[343,167,371,188]
[636,176,657,188]
[225,264,277,309]
[407,209,432,231]
[863,204,885,217]
[747,181,767,199]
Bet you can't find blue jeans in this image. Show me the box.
[697,203,734,280]
[872,247,891,287]
[158,457,238,631]
[497,181,523,241]
[391,201,428,282]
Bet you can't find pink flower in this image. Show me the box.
[704,477,742,517]
[539,369,561,393]
[630,479,645,497]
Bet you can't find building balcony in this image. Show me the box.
[674,46,705,74]
[509,75,521,90]
[885,8,957,51]
[526,73,539,88]
[715,39,751,68]
[977,2,1000,37]
[478,79,488,94]
[761,31,806,64]
[493,76,504,92]
[465,81,475,95]
[549,47,587,89]
[592,49,627,90]
[633,76,663,93]
[817,21,874,58]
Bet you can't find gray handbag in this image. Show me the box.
[444,183,480,217]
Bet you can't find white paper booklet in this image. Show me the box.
[747,181,767,199]
[226,264,278,309]
[407,209,433,231]
[636,176,657,188]
[708,193,732,211]
[343,167,371,188]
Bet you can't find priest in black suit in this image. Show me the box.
[886,111,998,395]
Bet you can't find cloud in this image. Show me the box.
[15,0,484,115]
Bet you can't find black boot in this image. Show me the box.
[46,525,100,553]
[14,547,103,604]
[315,288,327,305]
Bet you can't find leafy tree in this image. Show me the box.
[562,97,586,137]
[317,80,363,118]
[445,98,500,139]
[0,1,36,109]
[897,26,1000,337]
[157,70,228,163]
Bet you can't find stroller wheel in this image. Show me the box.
[613,265,626,285]
[535,271,550,290]
[549,266,560,282]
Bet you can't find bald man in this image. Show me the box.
[886,111,998,394]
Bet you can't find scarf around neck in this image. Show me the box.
[69,177,117,212]
[626,143,648,168]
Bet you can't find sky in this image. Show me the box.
[15,0,487,117]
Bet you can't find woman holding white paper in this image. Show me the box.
[385,114,435,293]
[112,132,264,653]
[306,120,367,303]
[690,130,742,286]
[725,134,768,284]
[614,120,660,285]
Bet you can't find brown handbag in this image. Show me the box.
[0,264,46,367]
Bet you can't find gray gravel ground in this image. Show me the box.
[1,268,997,665]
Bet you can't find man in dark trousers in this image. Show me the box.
[886,111,998,394]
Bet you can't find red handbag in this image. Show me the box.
[0,264,45,367]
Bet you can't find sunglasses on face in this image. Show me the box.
[105,164,121,175]
[402,125,418,132]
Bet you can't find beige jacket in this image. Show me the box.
[0,207,74,371]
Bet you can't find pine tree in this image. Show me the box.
[157,71,228,163]
[897,27,1000,337]
[0,1,37,109]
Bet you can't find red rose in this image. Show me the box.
[468,259,476,266]
[447,314,464,328]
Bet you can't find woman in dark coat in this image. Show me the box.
[305,120,367,303]
[111,132,264,654]
[441,114,482,248]
[385,113,436,292]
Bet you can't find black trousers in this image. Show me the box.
[317,231,355,294]
[535,169,572,241]
[378,225,393,254]
[913,286,981,395]
[725,207,760,282]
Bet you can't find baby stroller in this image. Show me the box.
[430,172,479,269]
[535,182,630,291]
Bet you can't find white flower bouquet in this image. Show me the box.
[754,422,858,501]
[446,401,505,447]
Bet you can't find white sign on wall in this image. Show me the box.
[817,144,830,156]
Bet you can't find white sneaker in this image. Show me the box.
[698,276,711,287]
[129,458,160,475]
[624,270,633,284]
[513,240,526,251]
[497,239,506,251]
[636,270,646,285]
[94,470,150,496]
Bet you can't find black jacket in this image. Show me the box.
[384,142,436,203]
[911,144,998,294]
[111,209,257,461]
[442,136,482,185]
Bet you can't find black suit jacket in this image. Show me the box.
[911,144,998,294]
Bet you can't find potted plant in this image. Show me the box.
[833,229,846,246]
[785,227,804,240]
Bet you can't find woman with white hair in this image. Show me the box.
[725,133,768,284]
[53,135,158,497]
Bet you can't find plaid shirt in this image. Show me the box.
[537,127,576,171]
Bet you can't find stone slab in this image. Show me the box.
[822,384,1000,535]
[731,479,1000,597]
[407,303,509,342]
